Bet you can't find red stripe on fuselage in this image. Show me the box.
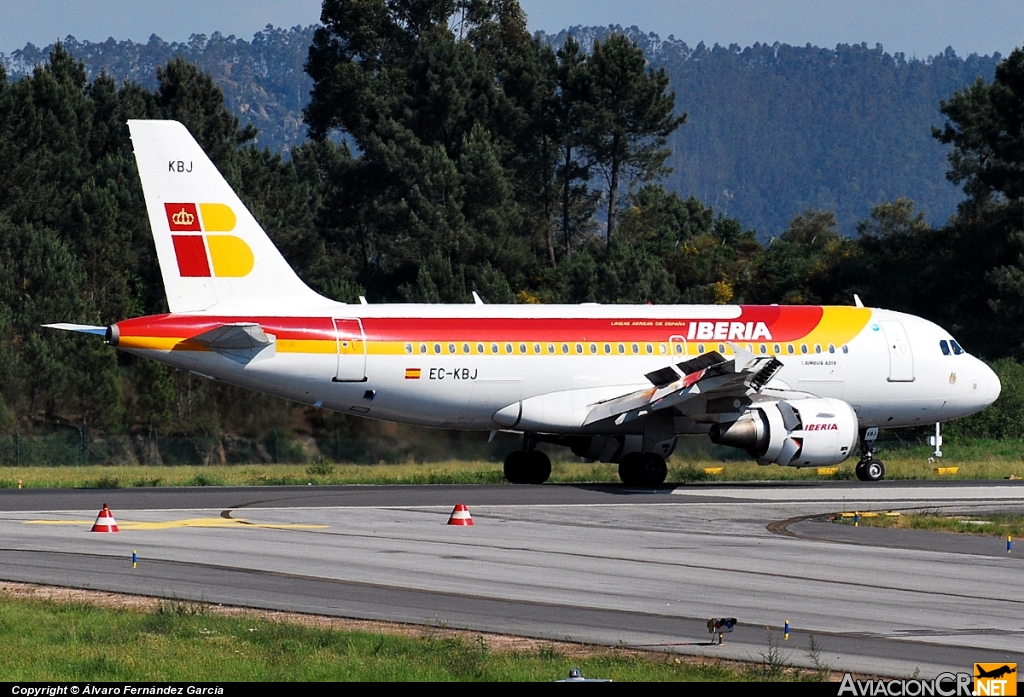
[113,306,824,343]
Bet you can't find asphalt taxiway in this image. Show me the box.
[1,481,1022,677]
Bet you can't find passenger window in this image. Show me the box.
[506,343,513,354]
[718,343,726,354]
[562,343,569,354]
[659,343,667,354]
[787,345,795,354]
[828,344,835,354]
[477,343,484,354]
[801,344,808,354]
[534,343,540,354]
[405,343,412,354]
[618,344,625,354]
[940,340,950,356]
[520,343,526,354]
[698,344,705,354]
[842,345,849,354]
[604,343,611,354]
[772,344,780,355]
[631,343,639,354]
[420,343,427,354]
[759,344,767,355]
[814,344,821,354]
[491,343,499,354]
[674,344,683,354]
[463,343,470,354]
[590,343,597,354]
[576,343,583,354]
[448,343,456,354]
[646,343,654,354]
[547,343,554,353]
[434,343,441,354]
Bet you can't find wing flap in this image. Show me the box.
[584,344,783,426]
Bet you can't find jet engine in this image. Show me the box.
[709,397,858,467]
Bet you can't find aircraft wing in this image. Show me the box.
[582,345,783,426]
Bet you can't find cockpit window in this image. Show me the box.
[950,340,965,355]
[940,340,950,356]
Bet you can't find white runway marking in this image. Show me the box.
[670,485,1024,502]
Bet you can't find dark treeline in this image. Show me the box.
[1,25,316,153]
[0,0,1022,453]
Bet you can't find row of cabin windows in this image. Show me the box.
[402,342,850,356]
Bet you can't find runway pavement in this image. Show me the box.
[1,480,1022,677]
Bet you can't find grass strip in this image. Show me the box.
[0,585,820,682]
[1,444,1023,489]
[835,512,1024,538]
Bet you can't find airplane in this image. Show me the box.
[975,665,1017,680]
[45,120,1001,485]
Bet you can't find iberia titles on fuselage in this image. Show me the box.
[48,121,1002,485]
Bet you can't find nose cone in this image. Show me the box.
[978,359,1001,408]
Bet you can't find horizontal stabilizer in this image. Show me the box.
[186,323,276,364]
[42,323,107,336]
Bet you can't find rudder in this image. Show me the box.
[128,120,330,314]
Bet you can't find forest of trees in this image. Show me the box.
[0,0,1022,459]
[1,22,1000,237]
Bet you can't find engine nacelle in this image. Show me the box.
[709,398,858,467]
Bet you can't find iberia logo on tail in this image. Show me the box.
[164,203,254,277]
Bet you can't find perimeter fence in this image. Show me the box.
[0,426,934,467]
[0,429,376,466]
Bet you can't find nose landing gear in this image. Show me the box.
[855,457,885,481]
[855,427,885,481]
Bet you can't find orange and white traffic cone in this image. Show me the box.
[91,503,119,533]
[447,503,473,526]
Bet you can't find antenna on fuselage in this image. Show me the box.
[853,294,865,308]
[472,291,485,305]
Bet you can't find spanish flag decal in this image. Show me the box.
[165,203,253,278]
[405,368,422,380]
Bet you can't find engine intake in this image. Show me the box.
[709,398,858,467]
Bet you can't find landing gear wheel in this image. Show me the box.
[618,453,668,486]
[503,449,551,484]
[855,458,885,482]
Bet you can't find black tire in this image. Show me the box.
[503,450,531,484]
[864,459,885,482]
[526,450,552,484]
[619,453,667,486]
[504,450,552,484]
[618,452,644,485]
[855,459,885,482]
[638,454,668,486]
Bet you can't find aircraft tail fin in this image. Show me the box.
[127,120,331,314]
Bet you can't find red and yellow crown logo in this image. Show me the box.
[164,203,253,278]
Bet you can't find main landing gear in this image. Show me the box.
[855,427,885,482]
[503,448,552,484]
[618,452,668,486]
